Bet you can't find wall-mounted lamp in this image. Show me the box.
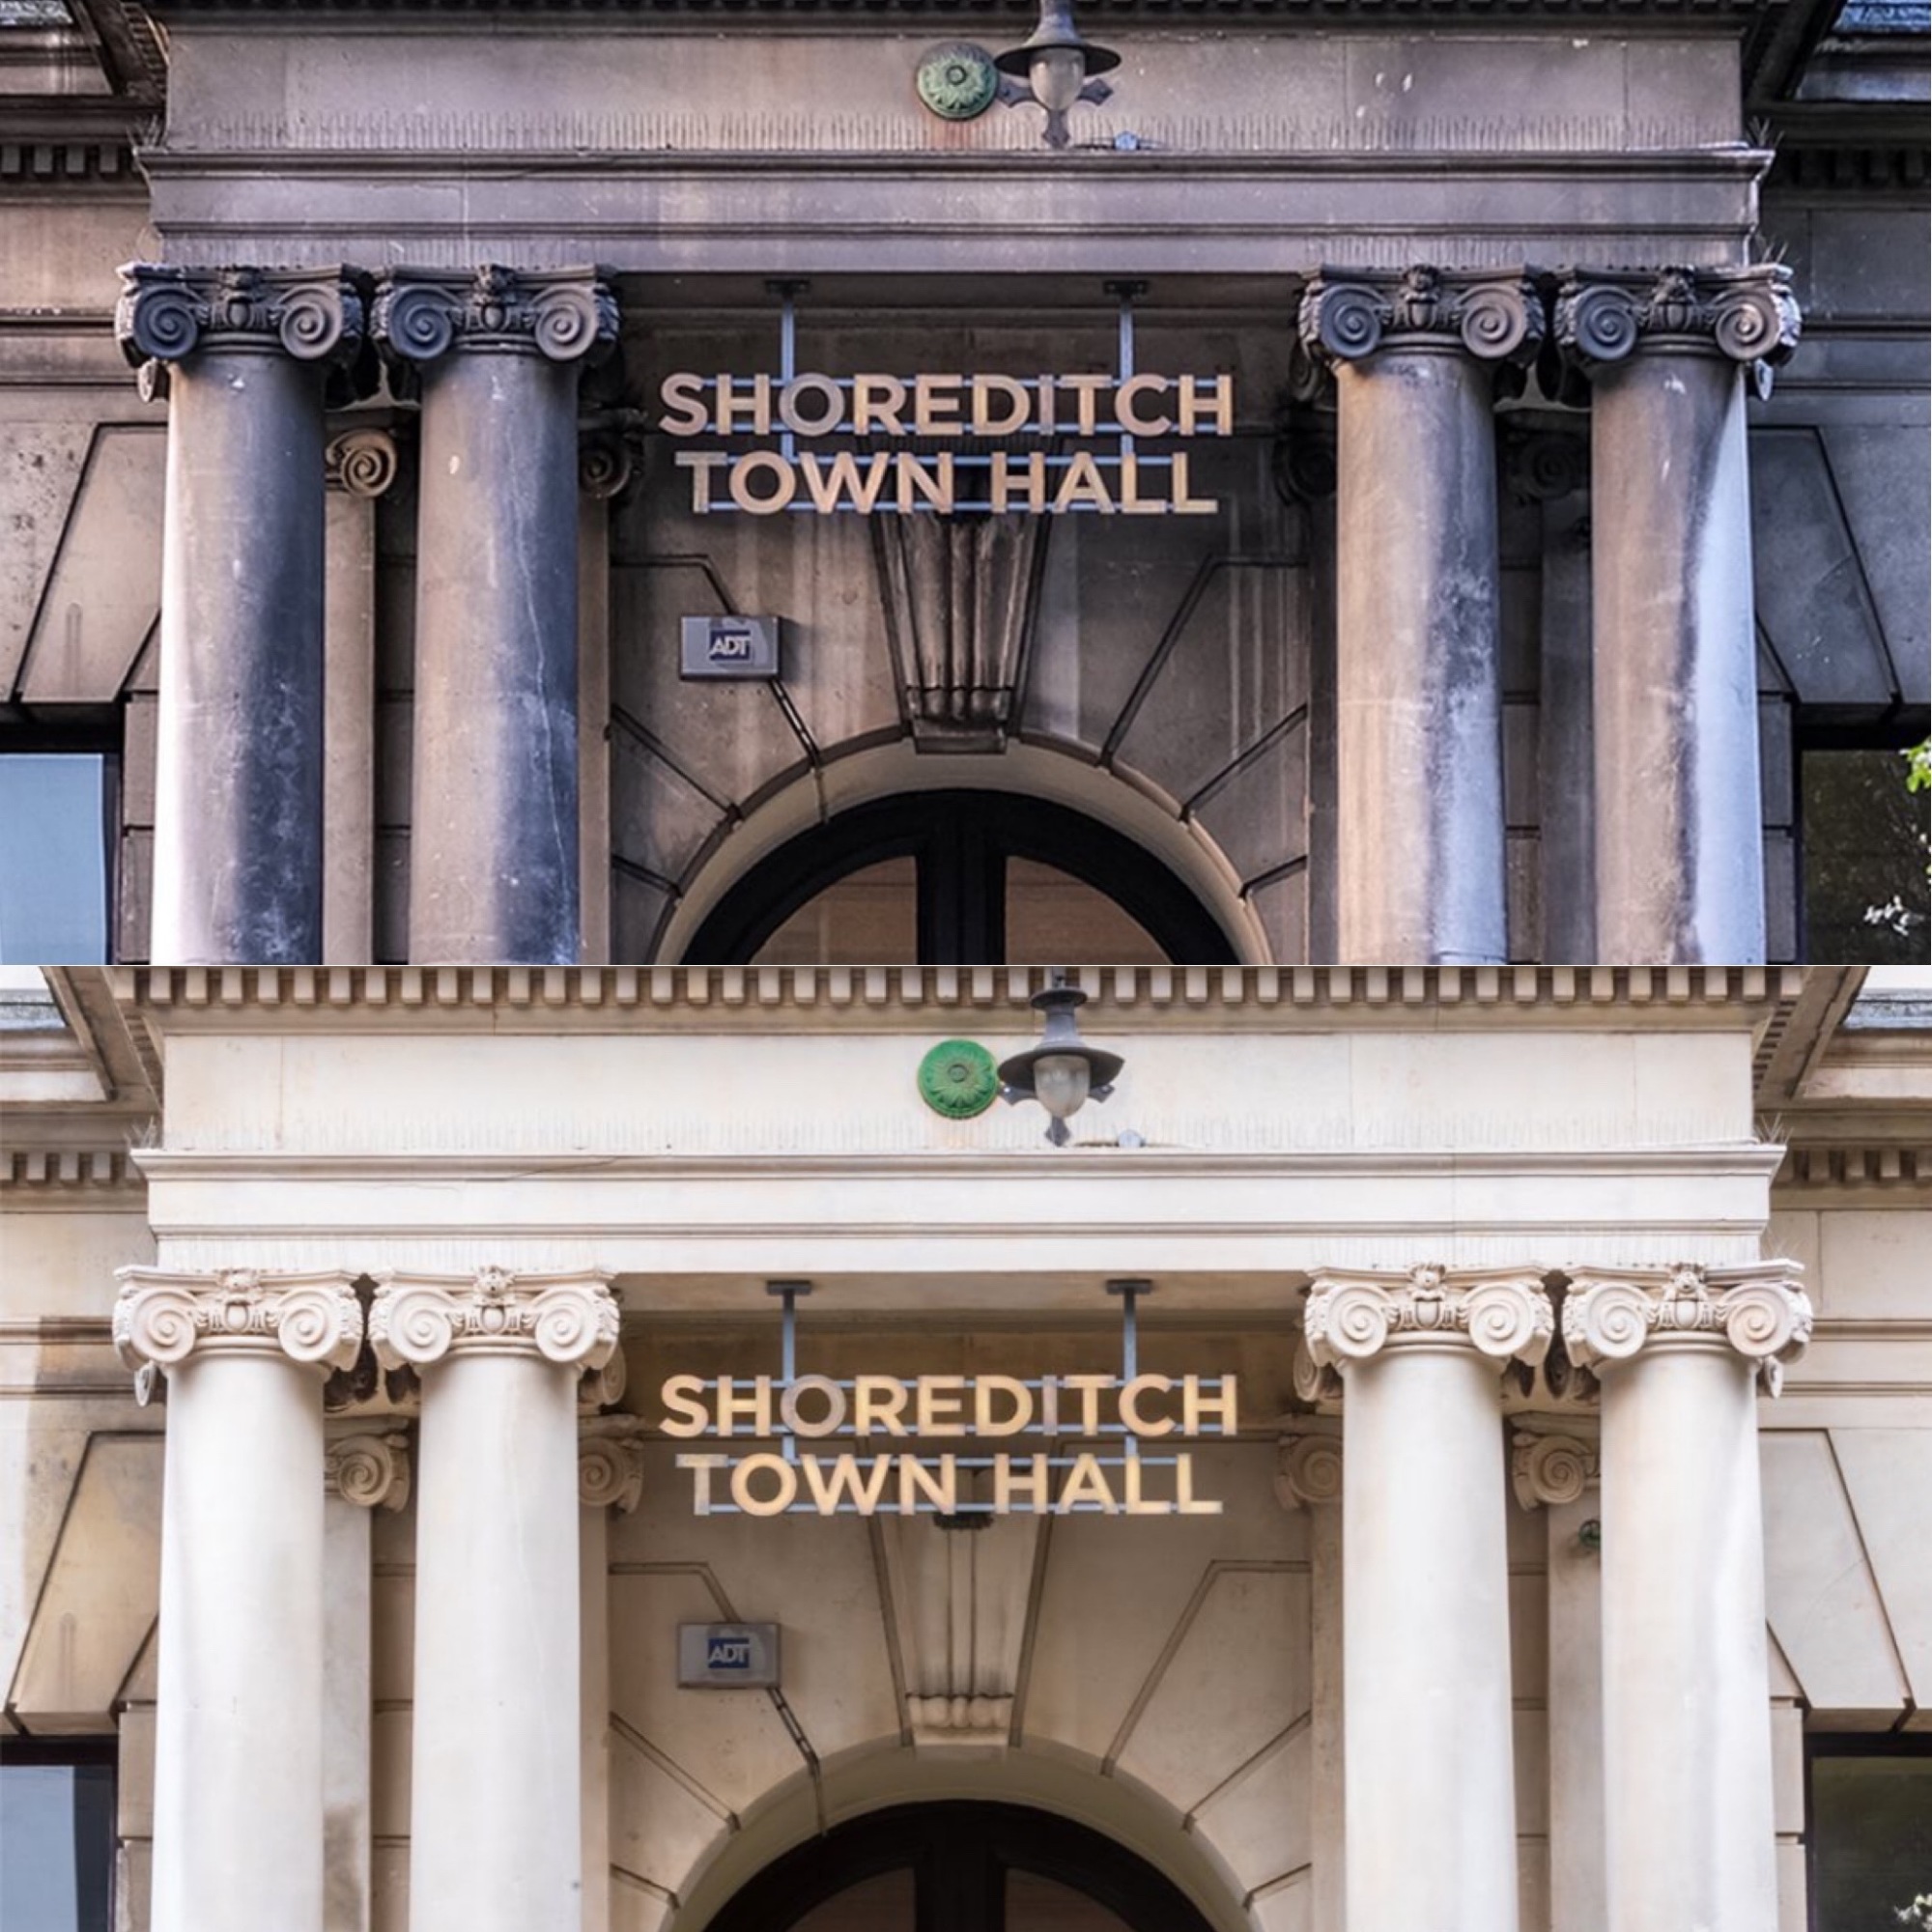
[998,980,1124,1145]
[994,0,1120,150]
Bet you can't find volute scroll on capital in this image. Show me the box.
[372,264,620,369]
[367,1266,620,1374]
[325,1428,412,1511]
[579,1414,646,1514]
[1303,1264,1555,1372]
[1510,1427,1599,1511]
[113,1266,364,1378]
[1560,1261,1811,1394]
[1299,266,1547,369]
[1275,1431,1344,1511]
[1553,265,1802,384]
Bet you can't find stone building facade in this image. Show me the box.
[3,964,1930,1932]
[1,0,1926,966]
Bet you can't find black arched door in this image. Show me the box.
[686,792,1237,966]
[704,1803,1219,1932]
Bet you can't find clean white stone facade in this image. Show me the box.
[4,965,1929,1931]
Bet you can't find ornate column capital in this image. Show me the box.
[1275,1430,1344,1511]
[372,265,619,369]
[1510,1426,1600,1510]
[579,1414,646,1514]
[1553,265,1801,374]
[113,1266,363,1378]
[325,1426,412,1511]
[368,1266,620,1373]
[115,264,365,371]
[1561,1262,1811,1394]
[1299,266,1546,369]
[325,425,400,498]
[1304,1264,1554,1372]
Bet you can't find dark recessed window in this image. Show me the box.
[1799,735,1930,964]
[1807,1736,1932,1932]
[0,1741,116,1932]
[0,753,115,964]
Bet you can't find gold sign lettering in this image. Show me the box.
[663,1373,1237,1517]
[657,371,1233,517]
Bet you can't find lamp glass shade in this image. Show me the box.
[1029,44,1087,111]
[1032,1052,1092,1121]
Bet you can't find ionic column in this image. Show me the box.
[113,1267,364,1932]
[1512,1428,1605,1932]
[369,1267,620,1932]
[1555,269,1801,963]
[1303,1264,1554,1932]
[1276,1431,1345,1932]
[1299,269,1544,964]
[322,1428,412,1932]
[373,268,619,964]
[578,1415,644,1932]
[1563,1263,1810,1932]
[115,267,365,963]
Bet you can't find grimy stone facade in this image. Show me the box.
[2,0,1925,965]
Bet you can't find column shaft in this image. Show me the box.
[152,1351,327,1932]
[412,355,582,961]
[1599,1344,1776,1930]
[323,1487,375,1932]
[1591,353,1761,962]
[1333,351,1507,963]
[1343,1340,1520,1930]
[412,1351,582,1931]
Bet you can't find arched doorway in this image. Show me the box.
[703,1802,1221,1932]
[684,792,1239,965]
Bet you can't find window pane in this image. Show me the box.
[787,1868,915,1932]
[1007,1869,1136,1932]
[1006,860,1167,966]
[1803,747,1930,964]
[1811,1753,1932,1932]
[0,755,109,964]
[750,856,918,965]
[0,1761,114,1931]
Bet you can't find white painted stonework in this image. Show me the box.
[3,967,1928,1932]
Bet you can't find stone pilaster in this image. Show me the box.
[373,267,618,964]
[1554,267,1801,965]
[115,1267,363,1932]
[1561,1262,1809,1932]
[322,429,398,966]
[577,1415,644,1932]
[322,1426,411,1932]
[369,1267,618,1932]
[1303,1264,1551,1932]
[115,266,364,963]
[1513,1422,1605,1932]
[1276,1431,1345,1932]
[1299,268,1543,965]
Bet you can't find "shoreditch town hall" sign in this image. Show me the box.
[659,370,1234,516]
[661,1370,1239,1515]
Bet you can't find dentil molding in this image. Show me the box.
[1561,1262,1812,1394]
[1302,1264,1555,1372]
[368,1265,620,1372]
[113,1266,364,1378]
